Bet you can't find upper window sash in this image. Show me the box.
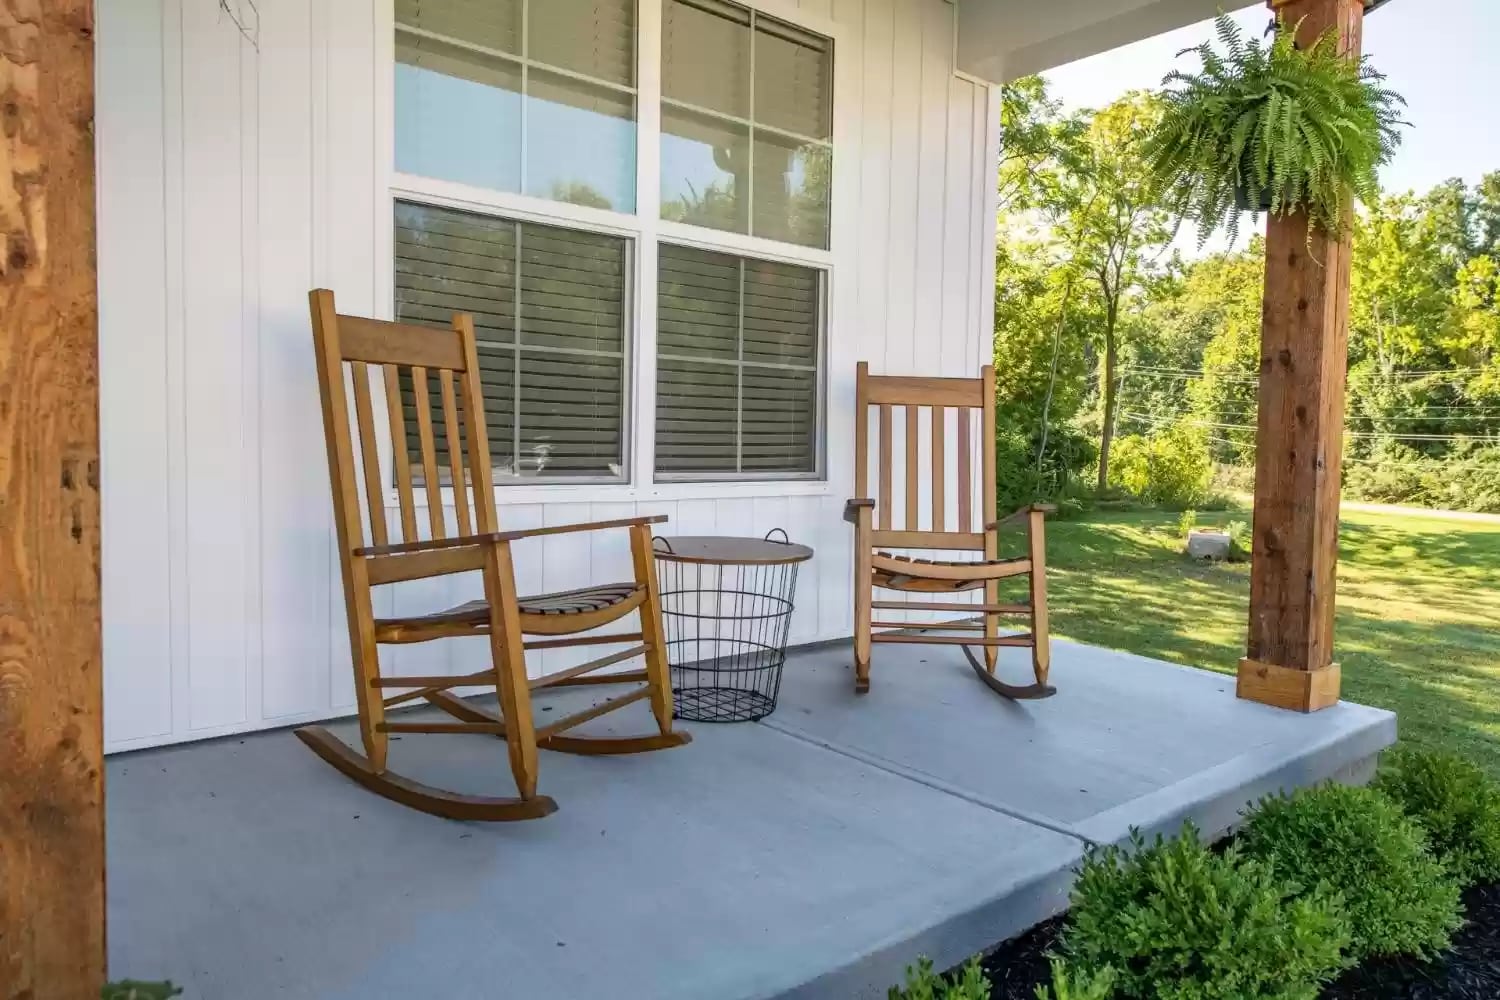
[395,0,640,214]
[659,0,833,250]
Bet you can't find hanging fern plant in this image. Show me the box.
[1144,13,1405,245]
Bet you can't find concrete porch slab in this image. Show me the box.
[767,639,1397,845]
[107,696,1078,1000]
[106,641,1395,999]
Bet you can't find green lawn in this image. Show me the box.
[1035,509,1500,776]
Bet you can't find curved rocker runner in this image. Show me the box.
[302,291,690,821]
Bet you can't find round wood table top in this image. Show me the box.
[651,534,814,566]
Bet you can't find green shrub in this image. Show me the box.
[1343,444,1500,513]
[102,984,182,1000]
[1226,519,1252,561]
[888,957,990,1000]
[1240,783,1463,960]
[1375,747,1500,885]
[1062,824,1348,1000]
[995,425,1099,514]
[1034,958,1117,1000]
[1177,509,1198,540]
[1107,423,1212,508]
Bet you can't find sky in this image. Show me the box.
[1043,0,1499,201]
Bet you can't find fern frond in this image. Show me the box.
[1143,12,1407,242]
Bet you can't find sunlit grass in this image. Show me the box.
[1037,509,1500,776]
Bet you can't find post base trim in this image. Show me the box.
[1237,658,1341,713]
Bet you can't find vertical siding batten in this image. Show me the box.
[98,0,173,744]
[181,0,250,730]
[259,0,331,722]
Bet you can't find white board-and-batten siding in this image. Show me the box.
[96,0,1002,752]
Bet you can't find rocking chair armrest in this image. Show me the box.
[354,515,668,558]
[984,503,1057,531]
[843,498,875,525]
[488,514,667,543]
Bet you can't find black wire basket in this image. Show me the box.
[652,530,810,723]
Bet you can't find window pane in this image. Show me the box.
[751,135,830,248]
[742,258,818,366]
[658,244,739,361]
[396,32,521,191]
[396,0,521,55]
[656,359,738,474]
[741,366,817,473]
[394,201,628,482]
[754,16,831,140]
[656,245,821,478]
[396,0,640,216]
[662,0,750,118]
[519,223,626,353]
[525,70,636,212]
[394,201,515,344]
[529,0,636,87]
[661,105,749,234]
[519,351,624,477]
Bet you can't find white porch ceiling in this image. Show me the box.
[956,0,1260,84]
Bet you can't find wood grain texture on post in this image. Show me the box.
[0,1,105,997]
[1241,0,1363,710]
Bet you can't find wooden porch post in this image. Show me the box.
[1238,0,1364,712]
[0,2,106,997]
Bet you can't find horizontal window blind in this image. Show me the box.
[657,244,821,478]
[394,200,628,481]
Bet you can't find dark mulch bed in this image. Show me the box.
[1321,881,1500,1000]
[971,881,1500,1000]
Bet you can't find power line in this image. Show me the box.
[1120,411,1497,443]
[1119,365,1492,383]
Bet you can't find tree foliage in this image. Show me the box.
[995,74,1498,512]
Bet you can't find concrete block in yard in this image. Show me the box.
[1186,529,1232,561]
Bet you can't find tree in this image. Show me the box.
[1061,95,1175,490]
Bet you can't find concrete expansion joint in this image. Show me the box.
[758,716,1091,846]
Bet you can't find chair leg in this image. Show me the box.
[983,579,1000,674]
[347,580,389,772]
[484,541,540,801]
[631,524,676,735]
[853,518,873,693]
[1028,509,1051,686]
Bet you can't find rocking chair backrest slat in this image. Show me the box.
[438,369,472,537]
[308,289,497,559]
[348,361,388,547]
[383,363,419,542]
[854,362,994,541]
[410,367,445,539]
[878,403,893,531]
[957,406,972,532]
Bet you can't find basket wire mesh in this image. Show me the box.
[655,531,801,723]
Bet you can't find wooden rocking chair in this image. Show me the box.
[845,363,1055,699]
[300,289,690,821]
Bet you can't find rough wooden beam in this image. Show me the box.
[0,2,105,996]
[1241,0,1363,713]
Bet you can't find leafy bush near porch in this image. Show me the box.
[1240,784,1463,960]
[102,983,182,1000]
[1061,824,1348,999]
[1106,423,1212,508]
[1033,958,1117,1000]
[1375,747,1500,886]
[888,956,990,1000]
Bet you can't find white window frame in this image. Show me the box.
[373,0,848,506]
